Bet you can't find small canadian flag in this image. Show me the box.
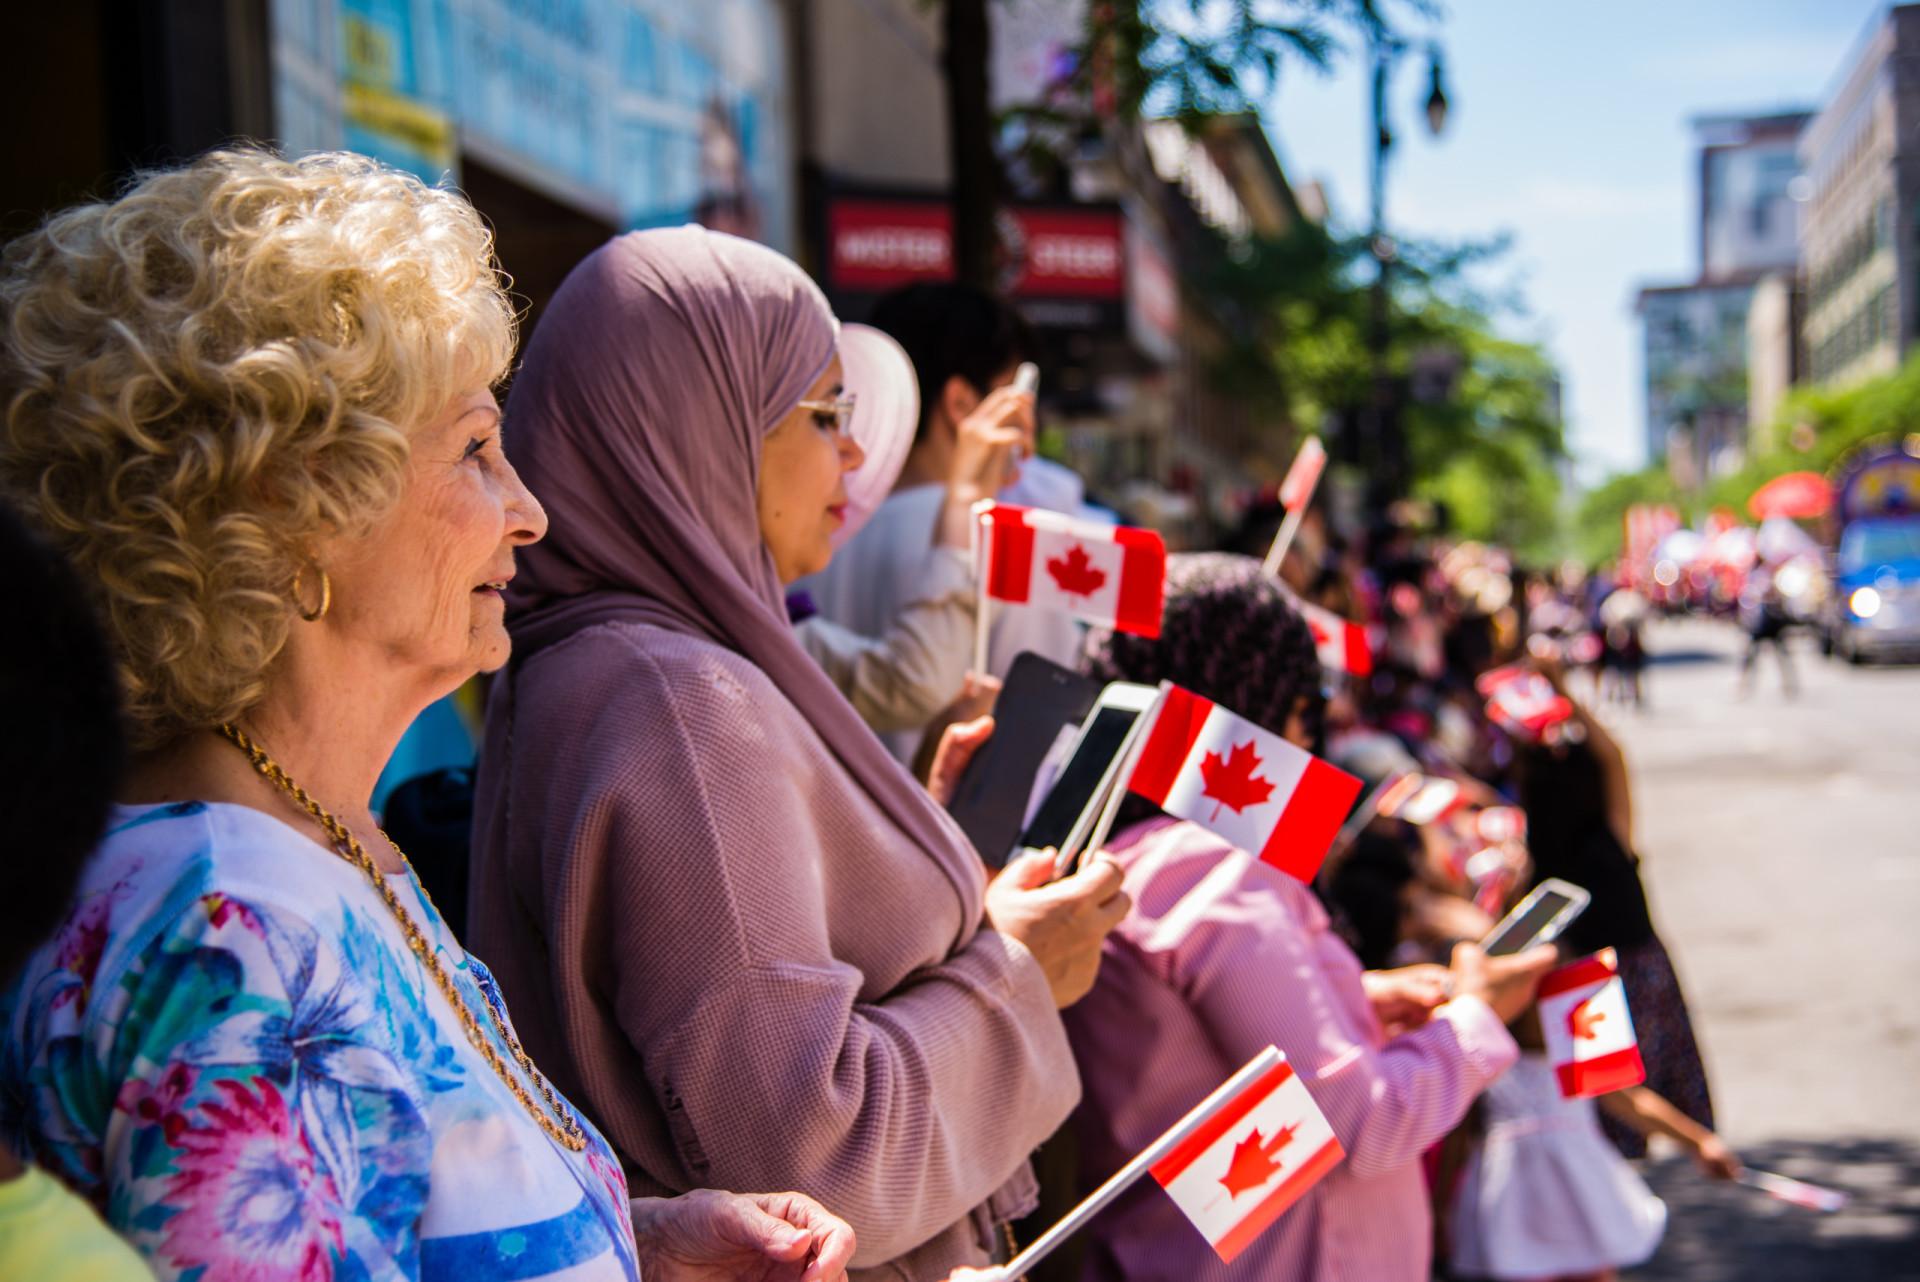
[1539,948,1647,1099]
[1277,437,1326,512]
[1476,666,1573,740]
[1376,772,1464,825]
[1149,1046,1344,1262]
[1298,598,1373,677]
[1126,684,1363,882]
[976,503,1166,636]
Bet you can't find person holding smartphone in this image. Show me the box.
[1061,555,1557,1282]
[1518,654,1715,1159]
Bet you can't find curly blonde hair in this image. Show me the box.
[0,148,516,748]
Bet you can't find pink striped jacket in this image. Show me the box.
[1063,818,1518,1282]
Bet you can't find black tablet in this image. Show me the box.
[946,652,1101,868]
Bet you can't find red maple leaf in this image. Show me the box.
[1568,998,1606,1041]
[1046,544,1108,597]
[1198,739,1278,823]
[1219,1122,1299,1199]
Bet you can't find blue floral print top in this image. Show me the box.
[1,801,639,1282]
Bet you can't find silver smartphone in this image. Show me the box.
[1479,877,1591,956]
[1013,682,1158,878]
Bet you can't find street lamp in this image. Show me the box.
[1358,28,1449,518]
[1425,52,1449,136]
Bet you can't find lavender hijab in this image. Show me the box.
[502,226,985,926]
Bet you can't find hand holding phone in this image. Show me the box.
[984,847,1131,1008]
[1447,940,1560,1024]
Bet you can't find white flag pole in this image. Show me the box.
[985,1047,1286,1282]
[1262,438,1326,579]
[972,501,996,678]
[1260,505,1307,579]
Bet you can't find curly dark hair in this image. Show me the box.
[1081,552,1326,749]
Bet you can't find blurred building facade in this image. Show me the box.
[1799,3,1920,390]
[1636,110,1810,481]
[3,0,796,333]
[1745,271,1805,454]
[3,0,1306,542]
[796,0,1311,542]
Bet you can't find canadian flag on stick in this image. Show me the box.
[976,502,1166,636]
[1277,436,1327,512]
[1298,598,1373,677]
[1539,948,1646,1099]
[1126,684,1363,882]
[1261,438,1327,578]
[1149,1047,1344,1262]
[988,1047,1343,1281]
[1476,665,1573,741]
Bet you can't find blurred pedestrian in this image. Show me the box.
[1736,560,1796,699]
[1519,659,1715,1157]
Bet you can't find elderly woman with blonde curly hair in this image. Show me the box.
[0,149,854,1282]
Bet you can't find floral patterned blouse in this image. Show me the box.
[1,801,639,1282]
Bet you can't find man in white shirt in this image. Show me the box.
[800,283,1091,764]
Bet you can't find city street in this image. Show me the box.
[1603,619,1920,1281]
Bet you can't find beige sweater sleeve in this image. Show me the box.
[794,546,975,734]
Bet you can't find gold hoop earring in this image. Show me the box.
[293,564,331,622]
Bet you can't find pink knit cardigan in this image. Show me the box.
[471,619,1078,1280]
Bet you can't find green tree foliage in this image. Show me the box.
[1576,349,1920,566]
[1198,220,1568,557]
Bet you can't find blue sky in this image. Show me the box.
[1259,0,1884,481]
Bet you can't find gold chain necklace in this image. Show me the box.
[218,723,587,1151]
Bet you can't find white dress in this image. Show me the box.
[1449,1053,1666,1279]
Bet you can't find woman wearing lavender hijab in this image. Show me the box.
[469,226,1127,1282]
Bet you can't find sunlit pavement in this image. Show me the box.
[1593,618,1920,1280]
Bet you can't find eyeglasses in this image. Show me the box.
[796,393,857,438]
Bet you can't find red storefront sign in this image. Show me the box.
[827,200,953,291]
[1009,206,1124,299]
[826,198,1124,301]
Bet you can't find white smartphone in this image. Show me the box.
[1012,682,1159,878]
[1479,877,1591,956]
[1012,361,1040,397]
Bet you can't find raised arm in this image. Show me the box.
[795,545,976,733]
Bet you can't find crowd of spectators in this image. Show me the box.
[0,147,1740,1282]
